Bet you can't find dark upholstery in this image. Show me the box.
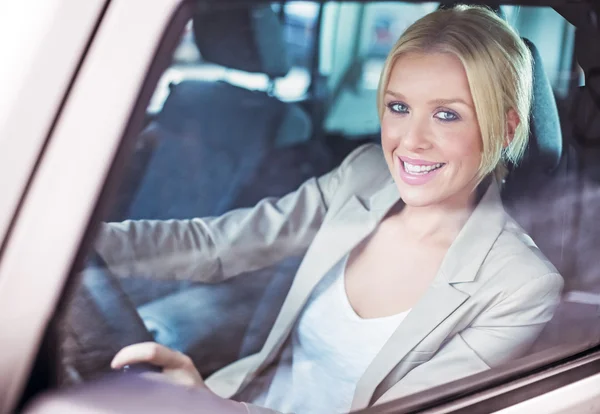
[501,39,565,245]
[570,24,600,149]
[519,39,563,172]
[527,25,600,353]
[137,258,300,377]
[115,4,313,373]
[127,80,287,219]
[438,2,572,357]
[125,4,310,220]
[194,5,291,78]
[436,2,563,173]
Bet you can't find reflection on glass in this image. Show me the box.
[51,2,600,414]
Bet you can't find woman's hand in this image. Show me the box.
[111,342,207,389]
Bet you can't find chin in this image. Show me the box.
[394,182,444,207]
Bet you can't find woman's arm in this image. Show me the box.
[377,271,563,403]
[95,172,337,283]
[94,145,373,283]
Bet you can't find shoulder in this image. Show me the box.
[336,143,391,194]
[336,143,386,172]
[476,217,563,302]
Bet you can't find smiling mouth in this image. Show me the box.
[402,161,446,175]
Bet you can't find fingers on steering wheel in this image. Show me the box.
[111,342,189,370]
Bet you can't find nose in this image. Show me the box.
[401,116,433,151]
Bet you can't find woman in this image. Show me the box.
[98,5,563,414]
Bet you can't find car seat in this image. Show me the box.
[121,4,312,221]
[527,15,600,353]
[117,4,315,375]
[433,2,579,355]
[111,4,315,308]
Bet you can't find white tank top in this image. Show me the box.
[249,255,411,413]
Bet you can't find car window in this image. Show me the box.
[324,3,577,136]
[323,2,440,136]
[148,1,319,114]
[22,1,600,412]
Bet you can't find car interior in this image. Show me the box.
[19,0,600,411]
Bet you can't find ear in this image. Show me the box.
[504,109,520,148]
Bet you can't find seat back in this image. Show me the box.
[529,22,600,353]
[500,38,565,270]
[122,4,311,220]
[435,3,577,355]
[111,6,315,369]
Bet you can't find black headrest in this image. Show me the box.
[436,3,562,172]
[193,5,291,78]
[521,39,563,172]
[569,25,600,147]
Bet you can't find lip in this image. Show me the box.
[398,156,441,166]
[396,155,445,186]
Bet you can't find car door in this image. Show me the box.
[0,0,109,257]
[0,0,183,411]
[5,0,600,413]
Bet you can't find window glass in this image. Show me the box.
[324,2,439,136]
[280,2,321,68]
[509,6,576,98]
[148,1,319,114]
[34,1,600,413]
[324,3,579,136]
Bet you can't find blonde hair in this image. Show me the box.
[377,5,533,180]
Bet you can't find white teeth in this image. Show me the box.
[403,161,444,175]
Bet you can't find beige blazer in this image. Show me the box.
[97,144,563,414]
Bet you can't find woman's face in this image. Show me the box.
[381,52,483,209]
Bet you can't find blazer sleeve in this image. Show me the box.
[377,271,563,403]
[94,145,373,283]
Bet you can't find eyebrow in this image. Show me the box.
[384,90,472,107]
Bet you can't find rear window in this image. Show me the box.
[148,1,320,113]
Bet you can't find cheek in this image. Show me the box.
[380,117,395,147]
[380,115,405,151]
[439,128,482,165]
[380,120,397,170]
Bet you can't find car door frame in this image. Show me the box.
[4,0,600,413]
[0,0,111,261]
[0,0,190,411]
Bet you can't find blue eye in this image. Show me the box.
[387,102,409,114]
[435,110,459,121]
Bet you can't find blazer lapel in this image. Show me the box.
[351,179,507,410]
[260,196,376,351]
[249,185,402,382]
[215,183,403,397]
[350,282,469,410]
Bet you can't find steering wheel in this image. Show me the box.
[59,252,160,384]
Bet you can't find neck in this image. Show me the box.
[392,186,481,244]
